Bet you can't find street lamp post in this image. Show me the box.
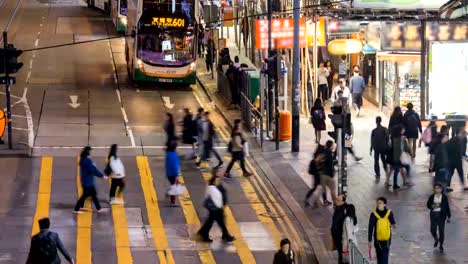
[291,0,300,152]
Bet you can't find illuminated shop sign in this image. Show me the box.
[381,22,468,51]
[353,0,449,9]
[151,17,186,27]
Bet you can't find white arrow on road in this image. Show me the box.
[68,95,80,108]
[162,96,174,109]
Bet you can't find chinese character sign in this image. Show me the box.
[151,17,185,27]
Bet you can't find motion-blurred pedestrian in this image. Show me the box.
[433,133,449,192]
[180,108,196,159]
[194,107,205,159]
[27,218,74,264]
[196,111,223,168]
[106,144,125,204]
[165,141,180,206]
[308,140,337,207]
[304,144,329,207]
[224,120,251,178]
[446,128,468,192]
[402,102,422,159]
[74,146,107,213]
[388,107,403,133]
[164,113,176,147]
[273,238,295,264]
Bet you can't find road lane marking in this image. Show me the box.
[26,71,31,83]
[31,157,53,236]
[136,156,175,264]
[34,39,39,47]
[29,60,33,69]
[76,157,92,264]
[201,172,256,264]
[107,173,133,263]
[22,87,35,148]
[177,176,216,264]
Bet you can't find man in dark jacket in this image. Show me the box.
[427,183,451,253]
[196,111,223,168]
[331,194,357,264]
[446,128,468,192]
[433,134,449,192]
[27,218,74,264]
[370,116,389,178]
[402,103,422,159]
[368,197,396,264]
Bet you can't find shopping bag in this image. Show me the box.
[167,184,186,196]
[243,142,250,157]
[400,151,412,165]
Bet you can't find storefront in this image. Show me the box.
[377,53,421,114]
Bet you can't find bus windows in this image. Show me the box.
[120,0,128,15]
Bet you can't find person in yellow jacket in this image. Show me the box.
[368,197,396,264]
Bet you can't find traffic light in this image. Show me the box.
[264,51,281,81]
[0,44,23,74]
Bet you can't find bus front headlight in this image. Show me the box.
[137,59,143,68]
[120,17,127,25]
[189,62,196,71]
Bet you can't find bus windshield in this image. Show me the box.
[137,29,195,66]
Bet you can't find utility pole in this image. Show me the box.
[291,0,300,152]
[3,32,12,149]
[267,0,273,136]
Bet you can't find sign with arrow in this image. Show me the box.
[68,95,80,108]
[162,96,174,109]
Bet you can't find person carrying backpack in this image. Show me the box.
[310,98,326,144]
[368,197,396,264]
[26,218,74,264]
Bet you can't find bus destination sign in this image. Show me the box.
[151,17,185,28]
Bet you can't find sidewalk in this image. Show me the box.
[196,29,468,263]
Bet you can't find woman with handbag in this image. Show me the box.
[165,141,180,207]
[107,144,125,204]
[224,121,252,178]
[198,174,235,243]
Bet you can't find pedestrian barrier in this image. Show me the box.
[349,241,372,264]
[240,91,264,148]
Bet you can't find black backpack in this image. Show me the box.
[312,109,324,122]
[308,160,318,175]
[32,231,57,263]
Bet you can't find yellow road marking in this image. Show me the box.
[32,157,53,236]
[201,172,256,264]
[107,175,133,263]
[136,156,175,264]
[177,176,216,264]
[76,157,92,264]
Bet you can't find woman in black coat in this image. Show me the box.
[310,98,326,144]
[388,106,404,132]
[427,183,451,253]
[180,108,196,158]
[273,238,295,264]
[164,113,176,147]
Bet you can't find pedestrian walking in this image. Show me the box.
[325,60,335,99]
[196,111,223,168]
[338,55,348,81]
[180,108,196,159]
[390,125,412,191]
[164,113,176,147]
[198,174,235,243]
[370,117,389,179]
[388,106,404,133]
[368,197,396,264]
[331,194,357,264]
[197,24,205,57]
[26,218,74,264]
[194,107,205,159]
[165,141,181,206]
[310,98,326,144]
[446,128,468,192]
[420,120,438,172]
[427,183,451,253]
[331,79,350,104]
[349,66,366,117]
[273,238,295,264]
[74,146,107,213]
[106,144,125,205]
[205,37,215,73]
[304,144,330,207]
[345,122,362,162]
[317,62,330,103]
[432,133,449,192]
[224,121,252,178]
[402,102,422,159]
[308,140,337,207]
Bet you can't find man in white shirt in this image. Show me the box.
[317,62,330,102]
[332,78,351,103]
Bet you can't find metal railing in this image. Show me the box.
[349,241,372,264]
[240,91,263,149]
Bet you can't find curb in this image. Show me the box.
[196,75,334,264]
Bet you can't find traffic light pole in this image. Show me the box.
[291,0,300,152]
[267,0,273,136]
[3,31,12,149]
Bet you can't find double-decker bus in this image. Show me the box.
[111,0,128,33]
[125,0,198,84]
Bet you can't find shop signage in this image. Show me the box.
[381,22,468,51]
[151,17,186,27]
[327,19,361,35]
[328,39,363,55]
[223,7,233,27]
[255,17,326,49]
[353,0,450,9]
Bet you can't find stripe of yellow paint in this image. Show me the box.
[108,178,133,263]
[136,156,174,264]
[201,172,256,264]
[177,176,216,264]
[76,157,92,264]
[31,157,53,236]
